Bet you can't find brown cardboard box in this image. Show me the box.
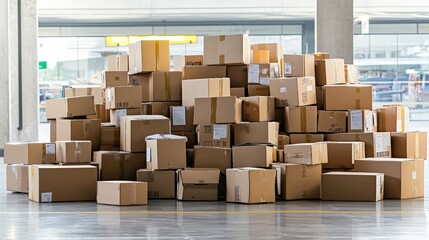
[90,104,110,123]
[97,181,148,206]
[182,78,231,107]
[323,85,373,110]
[196,124,231,148]
[315,59,345,86]
[194,96,242,124]
[204,34,250,65]
[314,52,330,60]
[100,125,120,151]
[137,169,176,199]
[377,106,409,132]
[4,142,56,164]
[344,64,359,84]
[148,71,182,101]
[251,43,283,63]
[241,96,275,122]
[110,108,141,127]
[284,142,328,165]
[354,158,424,199]
[100,71,128,88]
[290,134,324,144]
[278,135,290,149]
[64,87,103,105]
[173,55,203,71]
[230,87,246,98]
[193,146,232,174]
[317,110,347,133]
[56,141,92,163]
[324,142,365,169]
[283,54,315,77]
[146,134,187,170]
[29,165,97,203]
[233,122,279,146]
[391,132,427,160]
[93,151,146,180]
[232,145,277,168]
[269,77,317,107]
[253,50,269,64]
[348,110,377,133]
[272,163,321,200]
[120,115,170,152]
[6,165,29,193]
[46,96,95,119]
[183,66,227,80]
[248,84,270,96]
[322,172,384,202]
[316,86,324,110]
[226,168,276,204]
[171,131,197,149]
[50,120,56,142]
[105,86,142,110]
[56,119,101,150]
[248,63,280,85]
[177,168,220,201]
[107,54,129,71]
[128,40,170,74]
[170,106,195,132]
[227,65,248,88]
[285,106,318,133]
[277,149,285,163]
[129,74,150,102]
[142,102,181,117]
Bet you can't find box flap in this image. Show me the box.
[145,134,188,141]
[179,169,220,184]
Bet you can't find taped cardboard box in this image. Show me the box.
[354,158,424,199]
[322,172,384,202]
[105,86,142,110]
[177,168,220,201]
[46,96,95,119]
[56,140,92,163]
[227,65,248,88]
[269,77,317,107]
[317,110,347,133]
[97,181,148,206]
[290,134,324,144]
[323,85,373,110]
[100,70,128,89]
[314,52,330,60]
[173,55,203,71]
[315,59,345,86]
[148,71,182,101]
[170,106,195,132]
[193,146,232,174]
[29,165,97,203]
[107,54,129,71]
[146,134,187,170]
[283,54,315,77]
[348,110,377,133]
[110,108,141,127]
[183,66,227,80]
[232,145,277,168]
[171,131,197,149]
[324,142,365,169]
[93,151,146,181]
[247,63,280,85]
[248,84,270,96]
[128,40,170,74]
[234,122,279,146]
[137,169,176,199]
[129,73,150,102]
[376,106,409,132]
[6,165,29,193]
[241,96,275,122]
[283,142,328,165]
[4,142,56,164]
[278,134,290,149]
[391,132,427,160]
[142,102,181,117]
[344,64,359,84]
[196,124,231,148]
[182,78,231,107]
[230,87,246,98]
[194,96,242,124]
[251,43,283,64]
[56,119,101,151]
[285,106,318,133]
[204,34,250,65]
[226,168,276,204]
[64,87,103,105]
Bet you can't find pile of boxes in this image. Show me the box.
[4,34,427,205]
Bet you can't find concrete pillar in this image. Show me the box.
[302,21,315,54]
[316,0,354,64]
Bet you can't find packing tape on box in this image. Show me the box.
[260,193,266,203]
[300,107,307,132]
[305,134,311,143]
[155,40,160,71]
[75,142,82,162]
[301,165,308,177]
[42,144,47,163]
[164,72,171,101]
[210,98,217,124]
[412,160,418,198]
[219,79,224,96]
[355,87,361,108]
[260,171,266,182]
[116,55,120,71]
[400,107,405,132]
[415,133,420,158]
[83,120,90,140]
[272,147,276,162]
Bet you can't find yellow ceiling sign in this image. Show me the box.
[106,35,197,47]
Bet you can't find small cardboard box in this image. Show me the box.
[173,55,203,71]
[241,96,275,122]
[232,145,277,168]
[193,146,232,174]
[204,34,250,65]
[285,106,318,133]
[317,110,347,133]
[344,64,359,84]
[323,85,373,110]
[196,124,231,148]
[171,131,197,149]
[107,54,129,71]
[64,87,103,105]
[283,54,315,77]
[4,142,56,164]
[289,134,324,144]
[183,66,227,80]
[29,165,97,203]
[6,165,29,193]
[56,119,101,151]
[182,78,231,107]
[177,168,220,201]
[315,59,345,86]
[226,168,276,204]
[105,86,142,110]
[376,106,409,132]
[227,65,248,88]
[137,169,176,199]
[247,63,280,85]
[93,151,146,181]
[56,141,92,163]
[391,132,427,160]
[100,125,120,151]
[128,40,170,74]
[97,181,148,206]
[129,74,150,102]
[278,135,290,149]
[46,96,95,119]
[146,134,187,170]
[148,71,182,101]
[269,77,316,107]
[100,70,128,88]
[110,108,141,127]
[322,172,384,202]
[142,102,181,117]
[194,96,242,124]
[324,142,365,169]
[170,106,195,132]
[284,142,328,165]
[251,43,283,63]
[233,122,279,146]
[248,84,270,96]
[230,87,246,98]
[348,110,377,133]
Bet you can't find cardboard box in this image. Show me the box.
[248,84,270,96]
[105,86,142,110]
[226,168,276,204]
[177,168,220,201]
[285,106,318,133]
[315,59,345,86]
[170,106,195,132]
[6,165,29,193]
[269,77,316,107]
[193,146,232,174]
[100,125,120,151]
[110,108,141,127]
[142,102,181,117]
[28,165,97,203]
[146,134,187,170]
[391,132,427,160]
[148,71,182,101]
[107,54,129,71]
[277,149,284,163]
[173,55,203,71]
[324,142,365,169]
[46,96,95,119]
[196,124,231,148]
[348,110,377,133]
[171,131,197,149]
[316,86,324,110]
[204,34,250,65]
[344,64,359,84]
[278,135,290,149]
[290,134,324,144]
[97,181,148,206]
[100,71,128,88]
[283,54,315,77]
[230,87,246,98]
[183,66,227,80]
[314,52,330,60]
[64,87,103,105]
[377,106,409,132]
[227,65,248,88]
[233,122,279,146]
[182,78,231,107]
[354,158,424,199]
[322,172,384,202]
[137,169,176,199]
[128,40,170,74]
[93,151,146,180]
[90,104,110,122]
[56,119,101,150]
[317,110,347,133]
[252,50,269,64]
[129,74,150,102]
[194,97,242,124]
[56,141,92,163]
[4,142,56,164]
[251,43,282,63]
[283,142,328,165]
[272,163,321,200]
[323,85,373,110]
[248,63,280,85]
[232,145,277,168]
[241,96,275,122]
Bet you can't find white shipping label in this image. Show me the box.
[365,113,373,131]
[248,64,260,84]
[375,134,384,154]
[280,87,287,93]
[146,147,151,162]
[396,119,402,132]
[172,106,186,126]
[412,171,417,180]
[106,89,112,101]
[116,109,127,126]
[260,77,269,86]
[213,125,228,140]
[261,68,269,75]
[45,144,55,154]
[41,192,52,203]
[284,64,292,74]
[383,134,390,148]
[307,85,313,91]
[350,111,363,130]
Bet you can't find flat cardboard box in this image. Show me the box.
[316,86,324,110]
[317,110,347,133]
[148,71,182,101]
[64,87,103,105]
[376,106,409,132]
[204,34,250,65]
[170,106,195,132]
[278,135,290,149]
[232,145,277,168]
[110,108,141,127]
[283,54,315,77]
[344,64,359,84]
[284,142,328,165]
[193,146,232,174]
[323,85,373,110]
[241,96,275,122]
[4,142,56,164]
[196,124,231,148]
[315,59,345,86]
[142,102,181,117]
[227,65,248,88]
[348,110,377,133]
[233,122,279,146]
[56,119,101,150]
[230,87,246,98]
[146,134,187,170]
[182,78,231,107]
[6,165,29,193]
[314,52,330,60]
[173,55,203,71]
[247,63,280,85]
[46,96,95,119]
[128,40,170,74]
[120,115,171,152]
[354,158,424,199]
[105,86,142,110]
[285,106,318,133]
[248,84,270,96]
[182,65,227,80]
[107,54,129,71]
[93,151,146,181]
[289,134,324,144]
[28,165,97,203]
[137,169,176,199]
[322,172,384,202]
[100,125,120,151]
[226,168,276,204]
[194,96,242,124]
[100,70,128,88]
[129,73,150,102]
[324,142,365,169]
[56,141,92,163]
[97,181,147,206]
[251,43,282,63]
[171,131,197,149]
[177,168,220,201]
[269,77,316,107]
[391,132,427,160]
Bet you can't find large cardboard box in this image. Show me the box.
[348,110,377,133]
[251,43,282,64]
[100,70,128,88]
[354,158,424,199]
[148,71,182,101]
[290,134,324,144]
[377,106,409,132]
[64,87,103,105]
[129,74,150,102]
[177,168,220,201]
[97,181,148,206]
[232,145,277,168]
[28,165,97,203]
[284,142,328,165]
[6,165,29,193]
[283,54,315,77]
[315,59,345,86]
[128,40,170,74]
[4,142,56,164]
[183,66,227,80]
[120,115,170,152]
[146,134,187,170]
[204,34,250,65]
[194,96,242,124]
[269,77,316,107]
[391,132,427,160]
[46,96,95,119]
[107,54,129,71]
[56,141,92,163]
[170,106,195,132]
[226,168,276,204]
[193,146,232,174]
[173,55,203,71]
[317,110,347,133]
[105,86,142,110]
[248,63,280,85]
[196,124,231,148]
[344,64,359,84]
[56,119,101,150]
[233,122,279,146]
[142,102,181,117]
[285,106,318,133]
[241,96,275,122]
[322,172,384,202]
[230,87,245,98]
[227,65,248,88]
[278,135,290,149]
[172,131,197,149]
[137,169,176,199]
[93,151,146,180]
[248,84,270,96]
[100,125,120,151]
[110,108,141,127]
[323,85,373,110]
[324,142,365,169]
[182,78,231,107]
